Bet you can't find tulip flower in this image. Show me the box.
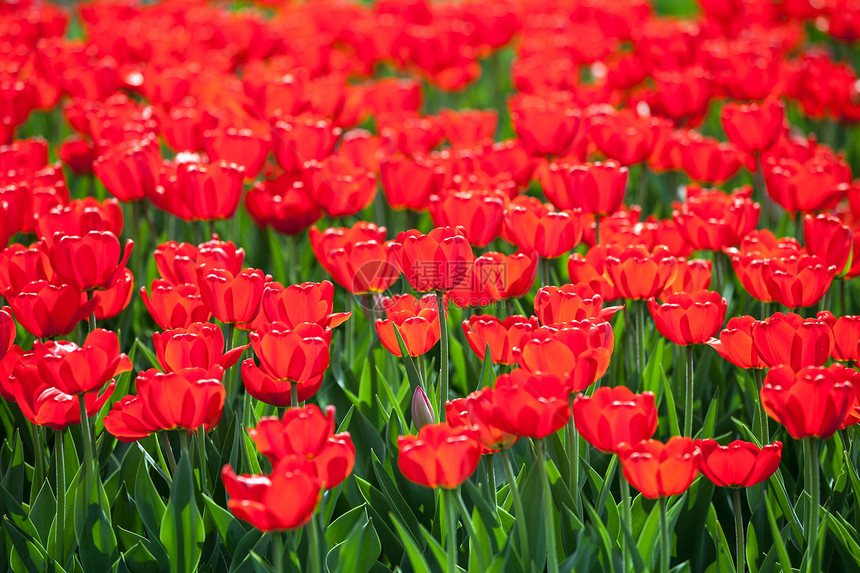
[457,389,520,452]
[151,159,245,222]
[0,242,55,294]
[103,367,226,442]
[241,359,322,407]
[153,322,248,372]
[8,281,99,339]
[604,245,677,301]
[502,196,582,259]
[33,329,131,395]
[379,154,445,211]
[648,290,727,346]
[751,312,834,371]
[589,110,665,166]
[260,281,351,328]
[695,440,782,488]
[271,115,341,174]
[0,307,14,361]
[721,98,785,154]
[140,280,211,330]
[222,458,322,531]
[540,160,628,215]
[763,153,849,213]
[154,239,245,287]
[245,174,322,236]
[568,245,621,300]
[397,423,482,489]
[196,266,266,328]
[391,226,475,292]
[49,231,133,292]
[534,283,622,326]
[94,268,134,320]
[36,197,124,245]
[304,156,377,218]
[826,315,860,362]
[761,255,835,310]
[248,322,331,399]
[659,258,712,298]
[672,185,759,252]
[486,369,571,438]
[803,214,852,275]
[461,315,539,365]
[510,95,581,157]
[412,387,436,430]
[428,189,507,248]
[375,294,441,357]
[92,135,162,202]
[203,126,270,179]
[706,316,768,370]
[572,386,658,454]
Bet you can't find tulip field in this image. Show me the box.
[7,0,860,572]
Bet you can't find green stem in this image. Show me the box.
[87,290,97,332]
[54,431,65,565]
[160,432,178,475]
[620,469,632,573]
[455,489,486,572]
[805,439,821,573]
[445,488,459,573]
[29,424,44,503]
[685,344,694,437]
[538,440,559,573]
[567,402,582,518]
[272,531,284,573]
[291,383,298,409]
[309,513,322,573]
[734,488,746,573]
[197,425,209,494]
[179,430,189,456]
[636,300,646,391]
[437,291,449,422]
[78,394,95,496]
[660,496,670,573]
[541,257,551,287]
[501,448,530,569]
[752,369,769,444]
[485,456,496,507]
[288,234,298,285]
[595,215,601,246]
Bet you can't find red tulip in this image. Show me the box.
[761,365,855,440]
[540,160,628,215]
[36,198,124,245]
[8,281,99,339]
[92,135,161,202]
[589,109,666,166]
[319,238,400,295]
[676,134,743,184]
[568,245,621,300]
[763,153,850,213]
[103,367,225,441]
[0,306,14,361]
[154,322,248,372]
[249,322,331,385]
[605,245,677,300]
[462,315,539,365]
[261,281,351,328]
[486,369,571,438]
[503,195,582,259]
[0,242,54,294]
[828,315,860,362]
[9,355,115,430]
[721,98,785,154]
[534,283,622,326]
[572,386,658,454]
[397,423,482,489]
[761,255,835,310]
[659,257,712,298]
[304,156,377,218]
[376,293,441,357]
[203,126,270,179]
[460,388,520,451]
[95,268,134,320]
[197,266,267,327]
[618,437,701,499]
[672,185,759,251]
[428,189,507,248]
[803,214,852,275]
[154,239,245,287]
[141,280,212,330]
[695,439,783,488]
[648,290,726,346]
[510,95,581,157]
[271,115,341,174]
[379,154,445,211]
[438,109,497,148]
[151,160,245,222]
[49,231,133,292]
[222,458,321,531]
[706,316,767,369]
[751,312,834,371]
[241,358,322,407]
[391,226,474,292]
[33,328,131,395]
[245,174,322,236]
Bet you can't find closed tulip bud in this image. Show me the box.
[411,387,436,429]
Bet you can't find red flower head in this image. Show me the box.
[618,437,701,499]
[397,423,482,489]
[103,367,225,442]
[459,388,520,451]
[721,98,785,155]
[605,245,677,300]
[152,160,245,222]
[8,281,99,339]
[245,174,322,236]
[155,238,245,287]
[0,307,14,361]
[503,195,582,259]
[763,153,850,213]
[462,315,540,365]
[761,255,835,310]
[304,156,377,218]
[826,315,860,362]
[95,268,134,320]
[321,238,400,296]
[261,281,351,329]
[652,66,713,124]
[659,257,712,298]
[197,266,267,327]
[648,290,727,346]
[589,109,665,166]
[248,405,355,488]
[677,134,744,184]
[429,189,507,248]
[380,154,445,211]
[376,293,441,357]
[672,185,760,252]
[752,312,834,371]
[222,458,321,531]
[241,359,323,407]
[438,109,497,148]
[541,160,628,215]
[249,322,331,386]
[487,369,571,438]
[568,244,622,300]
[0,242,54,294]
[154,322,249,372]
[706,316,767,369]
[9,355,115,431]
[515,321,614,393]
[761,365,855,440]
[49,231,133,292]
[510,94,582,157]
[272,115,341,174]
[37,198,124,245]
[695,439,783,488]
[33,328,131,395]
[572,386,658,454]
[141,281,211,330]
[391,226,475,292]
[534,283,622,326]
[92,135,162,202]
[203,126,270,179]
[803,214,852,275]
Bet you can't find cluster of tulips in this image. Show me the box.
[4,0,860,572]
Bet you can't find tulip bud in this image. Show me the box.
[411,387,435,429]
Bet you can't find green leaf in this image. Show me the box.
[764,496,792,573]
[699,387,719,440]
[159,452,204,573]
[477,343,493,391]
[203,493,249,554]
[390,512,432,573]
[325,507,381,573]
[29,479,55,545]
[72,469,118,572]
[659,365,681,437]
